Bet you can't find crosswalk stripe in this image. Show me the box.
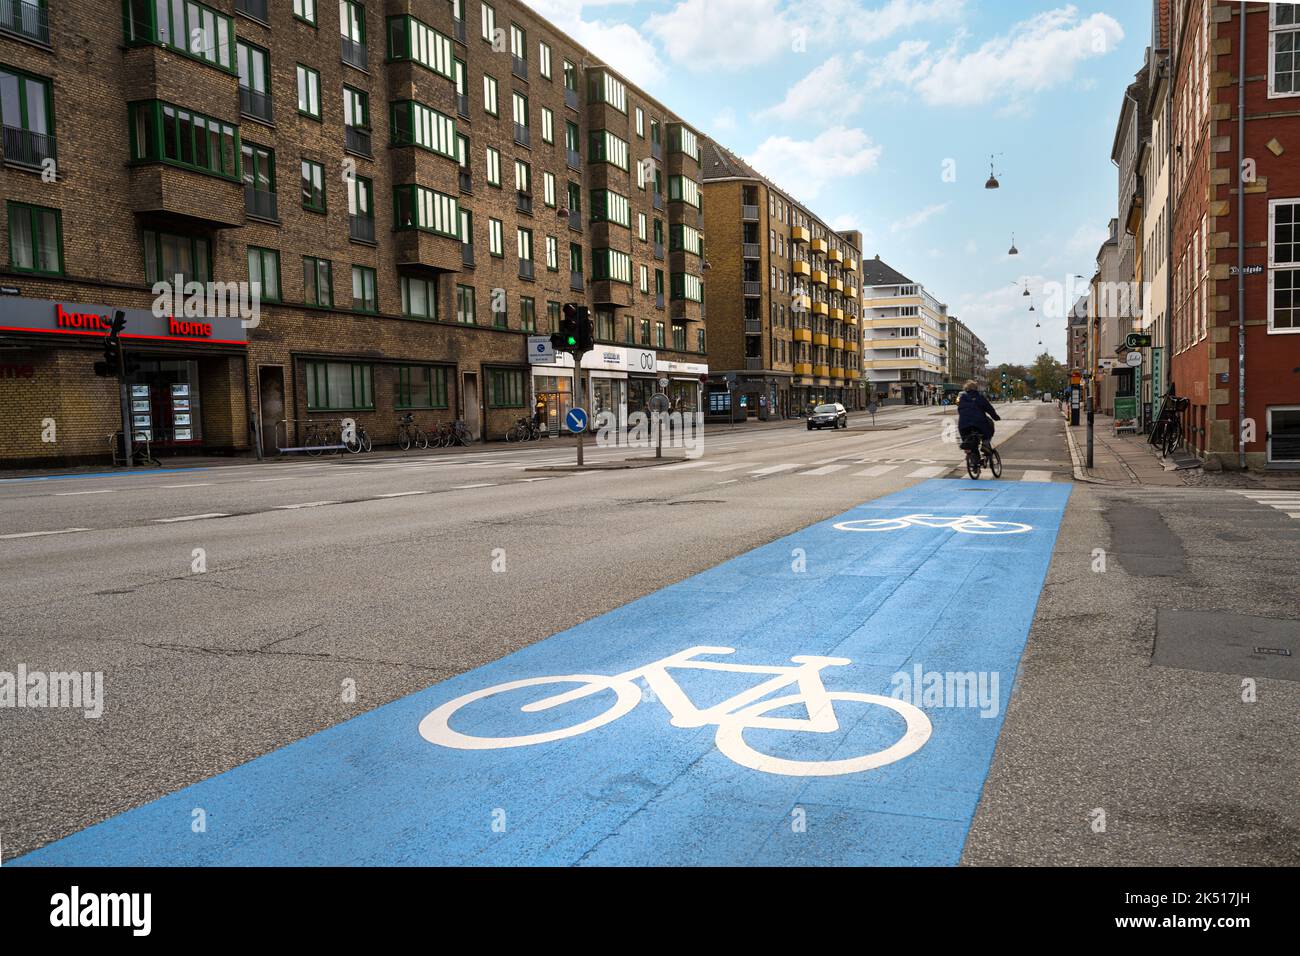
[799,464,850,476]
[854,465,898,477]
[154,513,229,523]
[704,463,755,473]
[1020,470,1053,482]
[906,466,949,478]
[658,460,711,471]
[751,463,801,476]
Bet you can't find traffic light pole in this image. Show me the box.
[116,333,133,470]
[574,357,584,467]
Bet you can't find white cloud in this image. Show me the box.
[711,107,739,133]
[956,282,1064,367]
[891,202,948,233]
[871,6,1124,108]
[745,127,883,201]
[522,0,665,88]
[1066,220,1110,257]
[757,55,866,122]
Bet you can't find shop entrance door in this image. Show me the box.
[258,365,285,456]
[463,372,481,440]
[1267,406,1300,465]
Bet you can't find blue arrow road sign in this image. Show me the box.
[565,407,588,433]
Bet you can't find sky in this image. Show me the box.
[521,0,1155,367]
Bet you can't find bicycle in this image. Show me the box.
[834,514,1033,535]
[419,645,932,777]
[506,417,542,442]
[303,420,327,457]
[396,413,429,451]
[959,428,1001,479]
[1149,394,1188,458]
[449,419,474,446]
[344,420,372,454]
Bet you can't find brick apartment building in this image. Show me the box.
[945,316,987,394]
[0,0,706,467]
[700,138,865,419]
[1167,0,1300,468]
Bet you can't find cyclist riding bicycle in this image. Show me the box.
[957,379,1001,453]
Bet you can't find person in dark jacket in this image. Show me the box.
[956,380,1001,452]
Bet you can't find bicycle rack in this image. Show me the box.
[274,418,349,455]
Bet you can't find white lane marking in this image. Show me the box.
[54,489,117,496]
[799,464,850,476]
[658,460,711,471]
[1020,470,1053,482]
[517,477,554,482]
[451,483,497,490]
[751,463,802,476]
[0,527,91,539]
[704,462,756,473]
[373,491,428,498]
[811,457,842,466]
[275,501,338,510]
[906,466,949,478]
[154,513,229,523]
[854,465,898,478]
[161,483,213,488]
[251,477,297,482]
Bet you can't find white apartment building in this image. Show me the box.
[1141,35,1172,418]
[860,256,948,405]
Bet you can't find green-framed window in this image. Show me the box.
[670,223,703,255]
[588,129,628,170]
[486,368,526,408]
[591,248,631,284]
[547,300,561,333]
[343,85,369,130]
[348,174,373,222]
[485,146,501,186]
[456,283,476,324]
[340,1,365,44]
[655,321,665,348]
[668,175,701,208]
[673,324,686,352]
[236,40,271,104]
[697,329,706,354]
[242,142,276,193]
[128,100,240,180]
[520,296,536,332]
[482,74,498,115]
[395,365,448,409]
[351,264,377,313]
[672,272,704,302]
[567,181,581,214]
[6,202,63,275]
[640,318,650,345]
[569,242,582,274]
[143,229,209,284]
[306,362,374,411]
[394,184,459,237]
[296,65,320,118]
[541,106,553,144]
[480,2,495,41]
[390,100,456,158]
[543,171,556,207]
[247,246,281,302]
[386,15,453,79]
[539,41,552,79]
[545,235,558,271]
[586,71,626,113]
[303,255,333,306]
[488,218,503,257]
[590,189,630,228]
[563,59,576,92]
[512,90,528,128]
[401,275,437,320]
[671,125,700,161]
[301,158,326,211]
[565,120,580,154]
[122,0,236,73]
[293,0,317,24]
[0,68,54,155]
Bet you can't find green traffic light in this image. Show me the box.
[567,336,577,346]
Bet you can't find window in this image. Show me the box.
[671,223,703,255]
[340,1,365,46]
[401,275,437,320]
[1271,6,1300,97]
[483,74,498,115]
[487,368,526,407]
[640,318,650,345]
[129,101,240,180]
[143,229,209,285]
[0,69,53,168]
[6,202,62,275]
[590,189,630,228]
[697,329,706,354]
[546,235,558,271]
[1269,198,1300,332]
[459,208,473,246]
[591,248,632,284]
[672,126,700,161]
[306,362,374,411]
[489,217,504,256]
[348,175,373,224]
[352,265,377,312]
[636,157,646,190]
[242,142,276,209]
[566,120,580,155]
[123,0,235,72]
[386,15,454,79]
[236,42,271,121]
[635,107,644,137]
[588,129,629,170]
[668,175,701,208]
[543,171,556,207]
[301,159,326,211]
[517,226,533,264]
[395,365,447,408]
[569,242,583,274]
[515,159,530,195]
[563,60,577,92]
[294,0,317,24]
[587,71,626,113]
[456,284,476,324]
[343,85,369,138]
[390,101,456,158]
[547,301,562,333]
[672,272,704,302]
[485,146,501,186]
[247,246,280,301]
[539,42,552,79]
[639,264,648,293]
[541,107,554,143]
[512,91,528,129]
[638,214,647,241]
[480,2,495,41]
[655,321,665,348]
[295,65,320,118]
[303,256,333,306]
[393,184,459,237]
[509,23,526,59]
[520,296,536,332]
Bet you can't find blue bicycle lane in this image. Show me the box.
[16,478,1071,867]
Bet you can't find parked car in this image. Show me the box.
[807,403,848,430]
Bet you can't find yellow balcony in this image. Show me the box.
[813,332,829,346]
[811,301,828,316]
[845,285,857,299]
[791,226,810,243]
[791,294,812,312]
[811,238,828,254]
[831,367,846,379]
[844,257,857,272]
[793,362,813,375]
[811,269,829,285]
[793,260,811,276]
[830,336,845,350]
[828,249,842,263]
[813,364,830,378]
[830,308,844,321]
[829,277,843,293]
[793,328,812,342]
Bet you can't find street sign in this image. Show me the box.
[1229,265,1263,276]
[1125,333,1153,349]
[648,393,670,412]
[565,407,588,434]
[1125,351,1142,367]
[658,377,669,388]
[527,335,555,365]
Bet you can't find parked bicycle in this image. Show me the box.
[506,416,542,442]
[1149,394,1189,458]
[344,420,372,454]
[959,427,1002,480]
[449,420,474,446]
[396,413,429,451]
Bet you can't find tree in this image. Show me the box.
[1029,352,1067,395]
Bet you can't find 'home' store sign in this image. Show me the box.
[0,298,248,346]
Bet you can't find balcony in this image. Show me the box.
[830,308,844,321]
[235,0,268,21]
[651,140,662,161]
[1,125,55,169]
[129,165,244,229]
[342,36,368,71]
[570,272,584,292]
[811,270,829,286]
[453,18,466,43]
[742,243,761,259]
[830,337,845,351]
[519,259,535,280]
[654,242,664,261]
[828,249,842,263]
[568,210,581,231]
[745,357,764,371]
[565,87,579,110]
[843,257,857,273]
[349,214,375,243]
[395,230,462,272]
[456,93,469,118]
[239,87,273,124]
[793,362,813,376]
[1,0,49,44]
[459,169,472,193]
[743,281,762,297]
[791,226,810,243]
[814,365,830,378]
[845,285,857,300]
[811,238,828,254]
[517,191,533,215]
[741,204,759,221]
[653,192,664,211]
[744,319,761,334]
[462,242,475,267]
[831,367,846,379]
[793,328,812,343]
[813,332,829,346]
[566,148,581,170]
[244,186,277,221]
[514,123,531,148]
[345,125,372,158]
[829,277,843,293]
[812,302,829,317]
[793,261,811,277]
[512,55,528,80]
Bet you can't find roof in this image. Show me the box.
[701,138,767,182]
[859,255,915,287]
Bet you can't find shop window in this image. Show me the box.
[487,368,525,407]
[306,361,373,410]
[247,246,281,301]
[303,255,333,307]
[144,229,210,285]
[7,201,63,275]
[395,365,448,409]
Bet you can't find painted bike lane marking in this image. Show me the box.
[14,479,1070,867]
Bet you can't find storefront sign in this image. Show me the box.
[0,297,248,346]
[658,359,708,375]
[624,348,657,374]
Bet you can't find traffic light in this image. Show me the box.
[552,303,593,356]
[93,311,138,376]
[1125,333,1152,349]
[576,305,593,353]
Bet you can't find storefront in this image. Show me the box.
[657,358,707,414]
[0,296,249,467]
[530,344,665,434]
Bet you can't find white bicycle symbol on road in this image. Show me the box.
[834,514,1033,535]
[419,646,932,777]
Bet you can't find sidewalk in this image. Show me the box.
[1062,410,1187,486]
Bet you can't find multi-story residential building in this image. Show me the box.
[861,256,947,405]
[699,139,864,419]
[1066,295,1090,372]
[945,316,987,392]
[1110,67,1150,427]
[1164,0,1300,469]
[1141,1,1173,423]
[1090,218,1122,415]
[0,0,706,467]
